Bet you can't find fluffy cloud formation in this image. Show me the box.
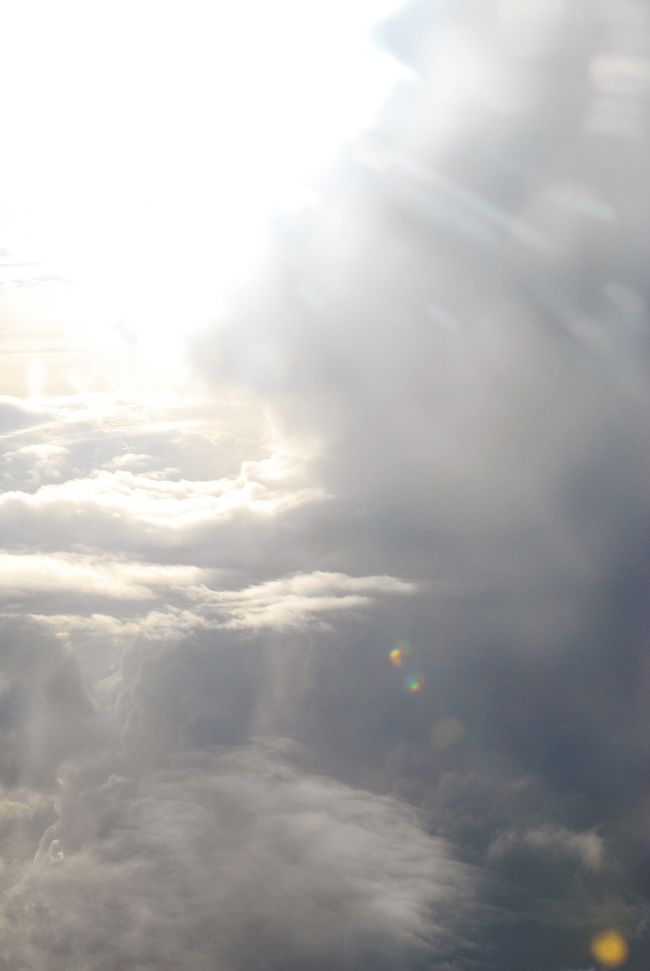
[0,392,328,568]
[2,743,469,971]
[0,458,322,533]
[1,1,648,969]
[186,1,648,966]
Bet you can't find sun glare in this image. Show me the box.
[0,0,406,366]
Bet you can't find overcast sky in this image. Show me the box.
[1,2,649,969]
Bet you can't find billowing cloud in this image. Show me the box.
[2,742,470,971]
[1,1,648,969]
[0,463,322,534]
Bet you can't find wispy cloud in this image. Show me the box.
[205,571,417,630]
[0,552,208,601]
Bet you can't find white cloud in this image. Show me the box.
[0,467,319,526]
[19,571,415,639]
[0,459,323,539]
[0,395,53,434]
[488,825,605,872]
[0,552,209,601]
[198,571,417,630]
[2,742,469,971]
[23,608,213,644]
[5,443,67,461]
[102,452,151,470]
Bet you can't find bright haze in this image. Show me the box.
[0,2,648,970]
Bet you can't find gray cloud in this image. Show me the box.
[1,1,648,969]
[1,742,470,971]
[185,2,649,967]
[0,620,101,791]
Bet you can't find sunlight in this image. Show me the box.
[0,0,407,367]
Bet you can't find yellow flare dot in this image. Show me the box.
[591,931,628,968]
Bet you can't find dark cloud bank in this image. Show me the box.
[1,1,649,969]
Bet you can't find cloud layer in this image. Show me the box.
[3,743,469,971]
[1,1,649,969]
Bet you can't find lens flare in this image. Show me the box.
[591,931,629,968]
[405,674,423,693]
[389,639,411,668]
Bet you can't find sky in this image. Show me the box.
[0,1,649,969]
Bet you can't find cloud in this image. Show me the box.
[0,396,52,434]
[0,393,326,559]
[4,443,67,462]
[0,2,648,969]
[488,825,605,873]
[23,608,212,642]
[2,742,470,971]
[0,389,273,490]
[14,570,414,641]
[0,464,322,534]
[0,552,209,601]
[206,571,416,630]
[0,619,101,790]
[0,800,33,828]
[102,451,152,470]
[191,0,648,596]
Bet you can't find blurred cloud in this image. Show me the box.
[1,743,470,971]
[0,620,101,790]
[488,825,606,873]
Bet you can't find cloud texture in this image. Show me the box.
[1,1,649,969]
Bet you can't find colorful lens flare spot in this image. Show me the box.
[591,931,629,968]
[389,639,411,668]
[405,674,423,693]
